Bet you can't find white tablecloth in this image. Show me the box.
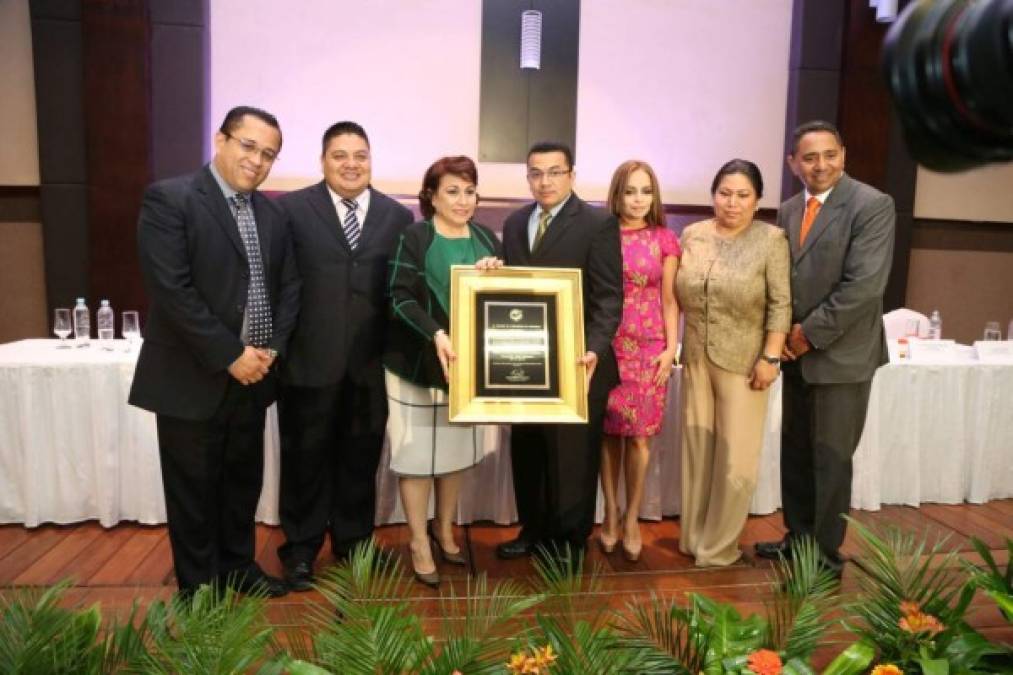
[2,339,1011,527]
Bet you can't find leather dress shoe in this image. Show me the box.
[755,538,792,560]
[229,569,289,598]
[496,536,535,560]
[283,559,314,592]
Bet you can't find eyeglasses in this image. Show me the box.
[224,133,279,163]
[526,168,571,181]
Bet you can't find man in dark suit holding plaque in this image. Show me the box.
[755,120,895,576]
[496,141,623,562]
[276,121,413,590]
[130,106,300,597]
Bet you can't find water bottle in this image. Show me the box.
[97,299,115,350]
[73,297,90,347]
[928,309,942,340]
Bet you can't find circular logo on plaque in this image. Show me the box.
[506,367,531,383]
[509,308,523,322]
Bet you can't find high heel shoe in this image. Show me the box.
[621,540,642,563]
[428,522,467,566]
[622,519,642,562]
[599,512,620,554]
[409,541,440,588]
[598,530,618,554]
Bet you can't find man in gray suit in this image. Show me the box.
[755,120,895,575]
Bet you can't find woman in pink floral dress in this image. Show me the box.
[600,160,681,561]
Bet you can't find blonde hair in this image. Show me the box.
[606,160,665,226]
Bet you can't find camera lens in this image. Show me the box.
[883,0,1013,172]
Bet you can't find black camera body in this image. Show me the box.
[883,0,1013,172]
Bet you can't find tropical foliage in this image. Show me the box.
[2,529,1012,674]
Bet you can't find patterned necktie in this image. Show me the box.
[799,196,821,246]
[230,194,272,347]
[341,198,361,249]
[532,209,552,251]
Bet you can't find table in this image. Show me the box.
[2,339,1011,527]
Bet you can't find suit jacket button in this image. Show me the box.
[236,303,244,313]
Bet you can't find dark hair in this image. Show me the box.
[527,141,574,169]
[321,120,370,155]
[606,160,665,227]
[790,120,844,155]
[418,156,479,219]
[710,159,764,198]
[219,106,282,146]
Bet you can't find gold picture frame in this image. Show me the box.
[448,265,587,424]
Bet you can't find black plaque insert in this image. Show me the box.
[475,291,559,398]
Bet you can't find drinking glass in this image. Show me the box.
[122,311,141,351]
[904,318,920,339]
[53,308,72,348]
[983,321,1002,341]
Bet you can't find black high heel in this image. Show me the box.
[428,522,467,565]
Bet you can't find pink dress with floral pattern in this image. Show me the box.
[604,225,681,437]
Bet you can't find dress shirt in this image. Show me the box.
[209,162,256,344]
[328,185,371,235]
[527,193,572,249]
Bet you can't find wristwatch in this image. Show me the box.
[760,354,780,367]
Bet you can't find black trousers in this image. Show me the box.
[780,367,872,560]
[276,363,387,564]
[509,356,614,553]
[155,380,266,592]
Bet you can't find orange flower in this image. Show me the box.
[899,610,945,636]
[534,644,558,667]
[746,648,783,675]
[899,600,921,617]
[506,652,528,673]
[871,665,903,675]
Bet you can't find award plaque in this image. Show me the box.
[448,266,587,423]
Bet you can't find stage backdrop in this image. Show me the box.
[208,0,793,208]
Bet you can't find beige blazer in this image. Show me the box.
[676,219,791,375]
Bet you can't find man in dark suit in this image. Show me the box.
[275,121,413,589]
[755,120,895,575]
[129,106,300,597]
[495,141,623,562]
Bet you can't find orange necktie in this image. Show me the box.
[799,196,821,246]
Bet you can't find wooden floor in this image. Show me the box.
[3,501,1012,667]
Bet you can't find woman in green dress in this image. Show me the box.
[383,156,503,587]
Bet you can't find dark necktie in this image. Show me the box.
[230,194,272,347]
[342,198,361,249]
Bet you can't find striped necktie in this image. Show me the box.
[342,198,361,249]
[229,194,272,347]
[532,209,552,251]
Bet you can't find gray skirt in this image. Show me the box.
[385,369,490,477]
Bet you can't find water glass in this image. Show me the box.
[53,308,72,348]
[122,311,141,351]
[983,321,1001,341]
[904,318,920,338]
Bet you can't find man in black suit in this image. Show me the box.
[129,106,300,597]
[495,141,623,562]
[755,120,895,575]
[276,121,413,589]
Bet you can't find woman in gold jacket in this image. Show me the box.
[676,159,791,567]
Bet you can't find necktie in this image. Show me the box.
[342,198,361,249]
[799,196,821,246]
[230,194,272,348]
[532,209,552,251]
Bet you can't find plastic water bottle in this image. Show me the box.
[97,299,115,350]
[928,309,942,340]
[73,298,90,347]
